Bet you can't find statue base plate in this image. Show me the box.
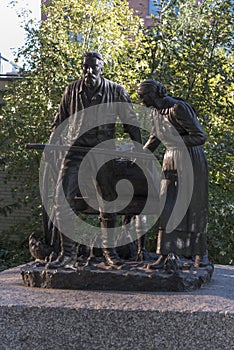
[21,260,214,292]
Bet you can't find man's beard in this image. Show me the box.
[85,74,97,88]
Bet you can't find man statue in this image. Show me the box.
[47,51,142,268]
[137,79,209,268]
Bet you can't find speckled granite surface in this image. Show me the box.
[0,264,233,349]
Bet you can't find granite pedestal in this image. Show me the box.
[0,265,234,350]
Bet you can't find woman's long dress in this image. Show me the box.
[144,97,208,257]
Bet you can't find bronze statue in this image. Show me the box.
[47,51,143,268]
[22,75,214,292]
[138,79,209,268]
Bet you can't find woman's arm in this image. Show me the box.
[173,103,207,147]
[144,134,161,152]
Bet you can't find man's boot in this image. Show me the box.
[101,217,122,266]
[103,247,123,266]
[46,233,77,269]
[84,245,102,266]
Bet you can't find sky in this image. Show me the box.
[0,0,41,73]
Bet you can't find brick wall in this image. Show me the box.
[128,0,154,27]
[0,172,32,240]
[42,0,155,27]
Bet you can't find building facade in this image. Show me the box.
[128,0,156,27]
[42,0,157,27]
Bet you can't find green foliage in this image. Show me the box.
[208,186,233,265]
[21,0,148,97]
[145,0,234,264]
[0,0,148,237]
[0,0,233,265]
[0,240,32,272]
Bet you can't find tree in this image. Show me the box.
[144,0,234,263]
[0,0,149,236]
[1,0,233,265]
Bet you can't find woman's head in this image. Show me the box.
[138,79,167,97]
[137,79,167,107]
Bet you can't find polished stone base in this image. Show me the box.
[21,259,214,292]
[0,265,234,350]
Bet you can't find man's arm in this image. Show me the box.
[52,85,71,129]
[118,88,142,146]
[49,84,72,144]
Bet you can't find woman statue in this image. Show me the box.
[138,79,209,268]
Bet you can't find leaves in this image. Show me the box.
[145,0,234,264]
[0,0,148,239]
[1,0,233,264]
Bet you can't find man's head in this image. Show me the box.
[82,51,104,89]
[137,79,167,107]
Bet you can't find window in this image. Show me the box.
[68,32,84,43]
[148,0,178,17]
[148,0,161,16]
